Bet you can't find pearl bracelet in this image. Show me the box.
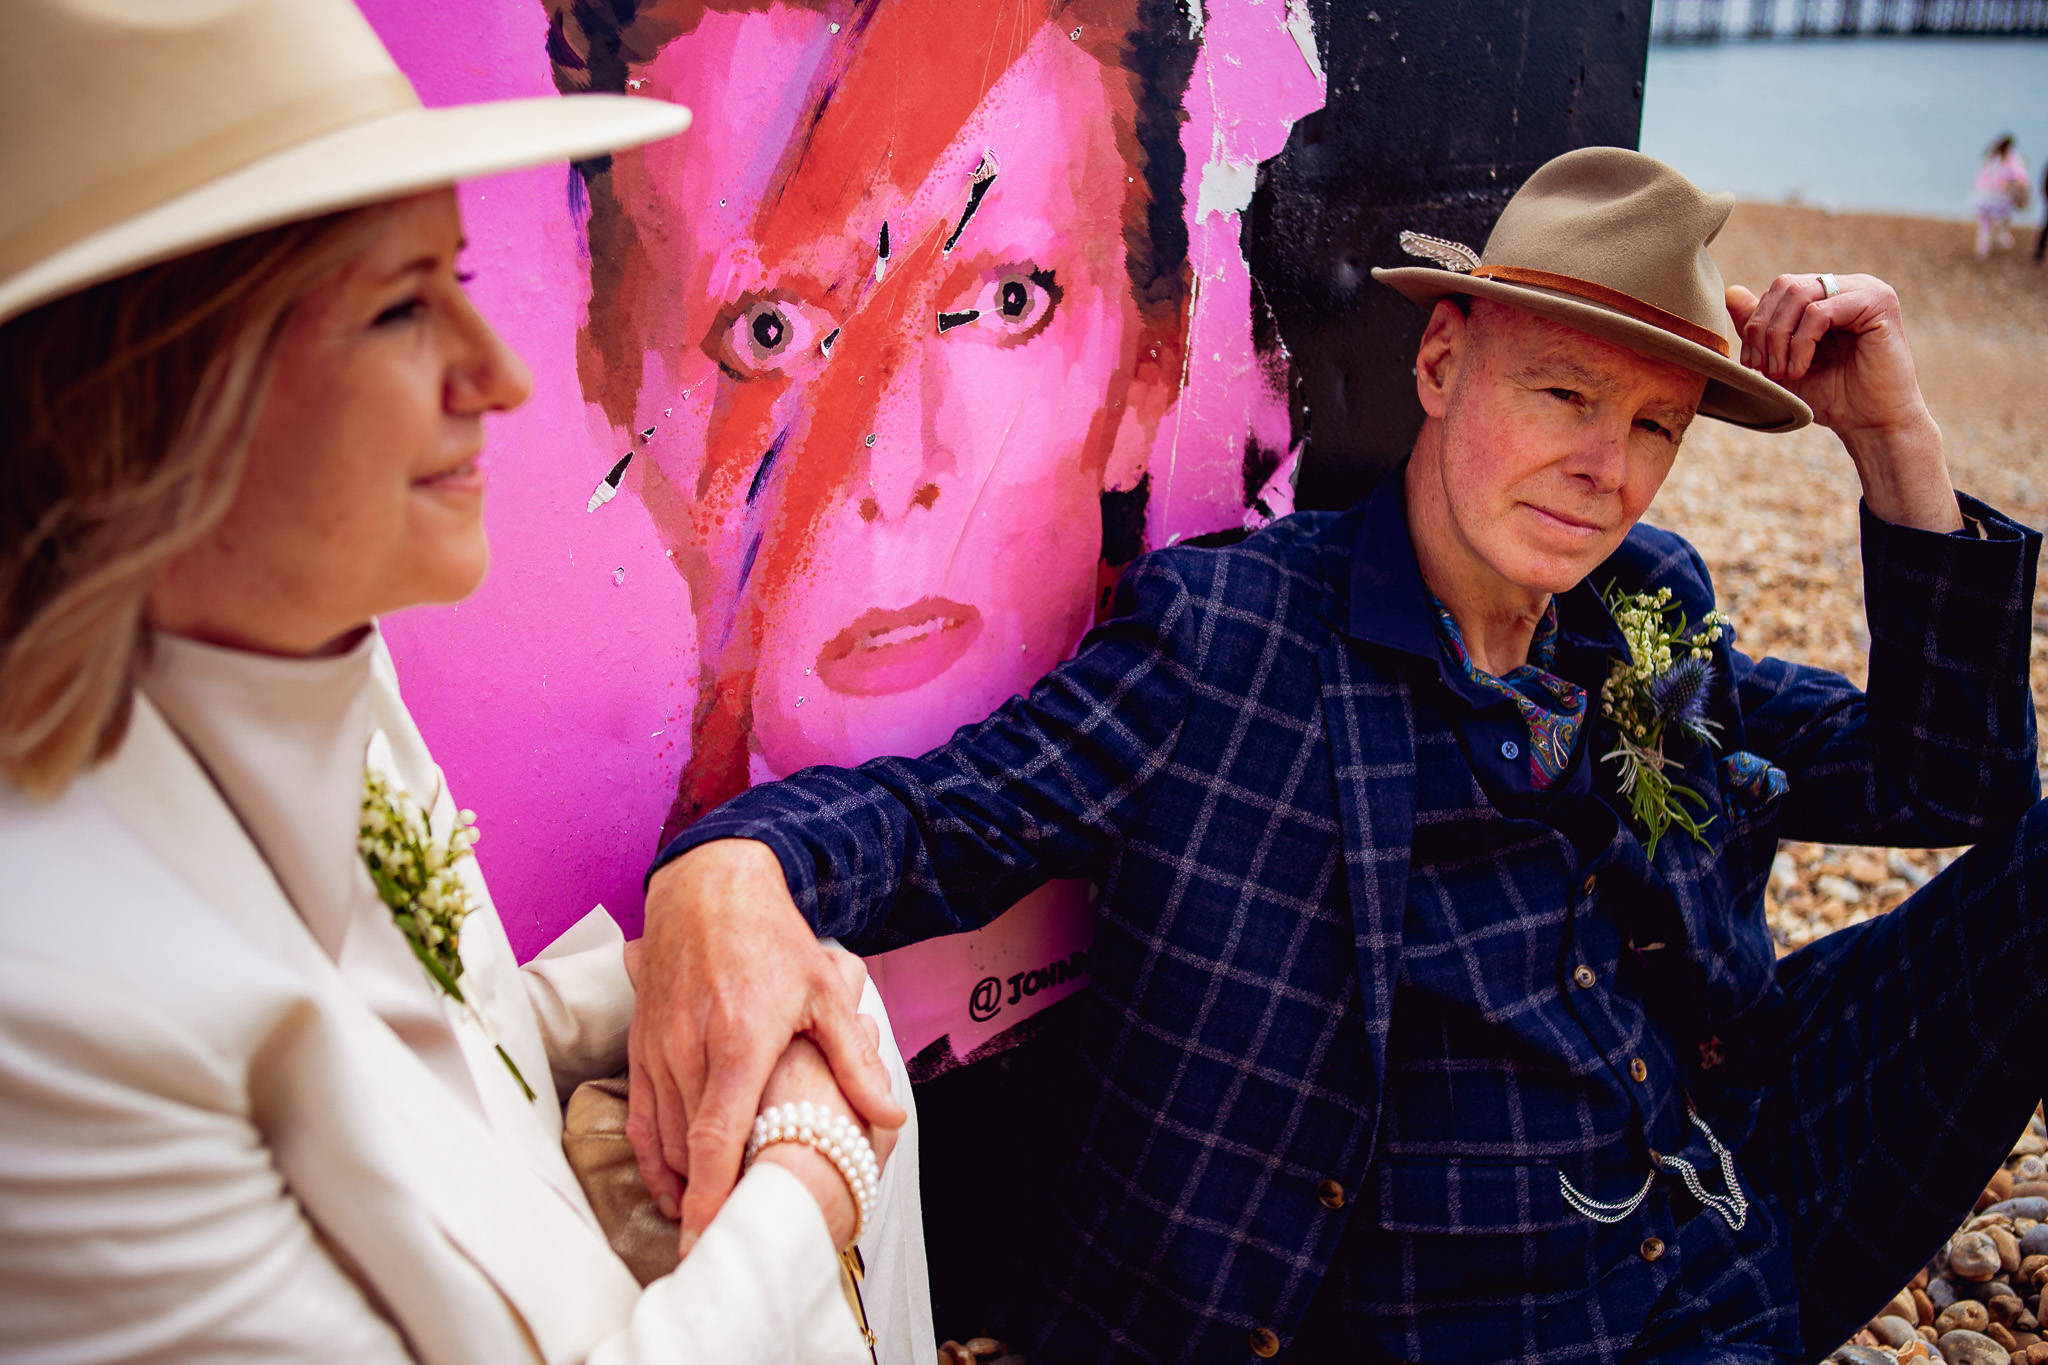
[745,1101,880,1245]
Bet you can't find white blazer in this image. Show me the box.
[0,640,927,1364]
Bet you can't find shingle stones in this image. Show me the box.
[1833,1112,2048,1365]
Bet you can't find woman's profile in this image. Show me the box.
[0,1,925,1360]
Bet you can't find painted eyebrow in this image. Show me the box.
[942,150,1000,254]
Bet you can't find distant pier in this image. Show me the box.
[1652,0,2048,40]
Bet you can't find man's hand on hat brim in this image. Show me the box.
[1728,276,1959,533]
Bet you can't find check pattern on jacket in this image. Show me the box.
[665,495,2039,1363]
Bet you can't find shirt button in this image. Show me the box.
[1250,1327,1282,1358]
[1629,1057,1649,1083]
[1640,1237,1665,1262]
[1573,964,1596,988]
[1582,874,1598,897]
[1500,739,1520,760]
[1316,1178,1346,1210]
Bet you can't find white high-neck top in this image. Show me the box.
[142,627,479,1112]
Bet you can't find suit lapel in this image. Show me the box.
[1313,638,1416,1176]
[86,696,638,1364]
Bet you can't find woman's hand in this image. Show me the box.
[1727,274,1960,533]
[750,949,900,1250]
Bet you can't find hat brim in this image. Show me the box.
[0,94,690,326]
[1371,265,1812,434]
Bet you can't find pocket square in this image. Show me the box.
[1720,750,1788,812]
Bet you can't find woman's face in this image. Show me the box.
[595,6,1155,795]
[148,190,531,655]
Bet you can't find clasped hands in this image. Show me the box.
[618,271,1958,1262]
[626,840,905,1257]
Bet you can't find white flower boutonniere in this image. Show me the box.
[359,770,535,1101]
[1599,585,1731,857]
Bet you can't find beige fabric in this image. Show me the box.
[0,0,690,325]
[0,635,885,1363]
[567,1075,690,1287]
[1372,146,1812,433]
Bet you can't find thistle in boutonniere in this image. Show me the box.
[359,770,535,1101]
[1599,585,1731,857]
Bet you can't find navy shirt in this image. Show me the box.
[1296,476,1716,1357]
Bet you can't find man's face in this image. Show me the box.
[1414,298,1707,597]
[588,4,1151,794]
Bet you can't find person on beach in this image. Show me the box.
[625,145,2048,1362]
[0,1,926,1361]
[1972,133,2030,258]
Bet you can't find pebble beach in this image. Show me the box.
[1647,200,2048,1362]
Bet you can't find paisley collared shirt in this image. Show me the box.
[1428,595,1588,791]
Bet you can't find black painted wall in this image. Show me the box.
[1250,0,1654,511]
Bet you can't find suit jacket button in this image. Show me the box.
[1629,1057,1649,1083]
[1316,1178,1346,1209]
[1250,1328,1282,1358]
[1640,1237,1666,1262]
[1582,873,1598,897]
[1573,964,1596,988]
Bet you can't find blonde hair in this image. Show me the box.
[0,206,388,798]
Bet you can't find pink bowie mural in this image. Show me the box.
[367,0,1324,1075]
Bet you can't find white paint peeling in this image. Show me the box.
[1283,0,1325,87]
[1195,156,1258,222]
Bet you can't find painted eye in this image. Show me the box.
[749,307,787,351]
[985,270,1056,333]
[719,297,830,377]
[938,267,1061,346]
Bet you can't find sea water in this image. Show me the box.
[1641,36,2048,220]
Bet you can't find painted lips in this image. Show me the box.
[816,596,983,696]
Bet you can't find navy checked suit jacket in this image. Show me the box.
[668,496,2040,1362]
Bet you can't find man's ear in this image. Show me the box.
[1414,297,1470,421]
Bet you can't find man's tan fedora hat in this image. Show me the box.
[0,0,693,328]
[1373,146,1811,433]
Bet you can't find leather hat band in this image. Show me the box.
[1470,265,1731,358]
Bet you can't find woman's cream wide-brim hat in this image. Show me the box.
[1373,147,1811,432]
[0,0,692,327]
